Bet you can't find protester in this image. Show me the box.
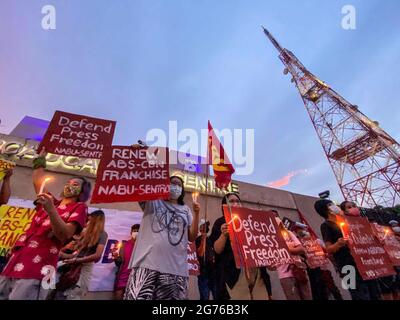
[210,193,242,300]
[315,199,381,300]
[0,148,90,300]
[293,225,329,300]
[195,219,216,300]
[340,201,382,300]
[113,224,140,300]
[0,169,13,273]
[124,176,200,300]
[53,210,108,300]
[275,215,312,300]
[259,267,273,300]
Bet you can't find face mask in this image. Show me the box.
[169,184,182,200]
[328,204,342,215]
[392,227,400,233]
[131,231,138,240]
[346,207,360,216]
[63,184,81,198]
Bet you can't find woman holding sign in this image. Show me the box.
[124,176,200,300]
[0,148,91,300]
[210,193,242,300]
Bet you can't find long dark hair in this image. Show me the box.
[170,175,185,205]
[221,192,241,215]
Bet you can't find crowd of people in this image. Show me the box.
[0,149,399,300]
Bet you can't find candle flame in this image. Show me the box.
[340,222,345,227]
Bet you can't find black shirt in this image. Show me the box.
[195,235,215,276]
[320,220,356,274]
[209,216,240,299]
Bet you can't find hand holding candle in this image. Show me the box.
[339,222,348,240]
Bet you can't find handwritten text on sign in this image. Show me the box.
[91,146,170,203]
[0,205,36,257]
[371,223,400,266]
[346,216,395,280]
[223,206,292,268]
[299,236,328,269]
[187,242,200,276]
[39,111,116,159]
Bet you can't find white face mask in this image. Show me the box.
[329,204,342,215]
[131,231,138,240]
[170,184,182,200]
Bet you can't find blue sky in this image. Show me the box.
[0,0,399,201]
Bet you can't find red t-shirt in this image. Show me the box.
[1,200,87,280]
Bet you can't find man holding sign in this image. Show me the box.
[315,199,383,300]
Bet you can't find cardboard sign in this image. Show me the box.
[223,206,293,269]
[187,242,200,276]
[345,216,396,280]
[39,111,116,159]
[0,205,36,257]
[299,236,329,269]
[0,159,15,181]
[371,223,400,266]
[91,146,170,203]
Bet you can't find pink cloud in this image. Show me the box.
[267,169,308,188]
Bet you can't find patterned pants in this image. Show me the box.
[124,267,188,300]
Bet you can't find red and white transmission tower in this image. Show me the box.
[262,27,400,208]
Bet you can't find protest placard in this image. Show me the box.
[371,223,400,266]
[188,242,200,276]
[223,205,293,268]
[345,216,396,280]
[91,146,170,203]
[39,110,116,159]
[0,205,36,257]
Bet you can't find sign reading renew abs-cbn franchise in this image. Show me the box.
[39,111,116,159]
[91,146,170,203]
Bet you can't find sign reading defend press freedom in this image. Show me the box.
[345,216,396,280]
[223,206,293,269]
[0,205,36,257]
[91,146,170,203]
[39,111,116,159]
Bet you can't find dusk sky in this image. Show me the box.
[0,0,399,202]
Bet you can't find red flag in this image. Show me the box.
[207,121,235,189]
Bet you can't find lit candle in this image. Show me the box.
[339,222,347,239]
[228,214,238,225]
[192,192,199,203]
[39,177,51,194]
[383,228,390,241]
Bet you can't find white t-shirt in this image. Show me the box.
[128,200,193,277]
